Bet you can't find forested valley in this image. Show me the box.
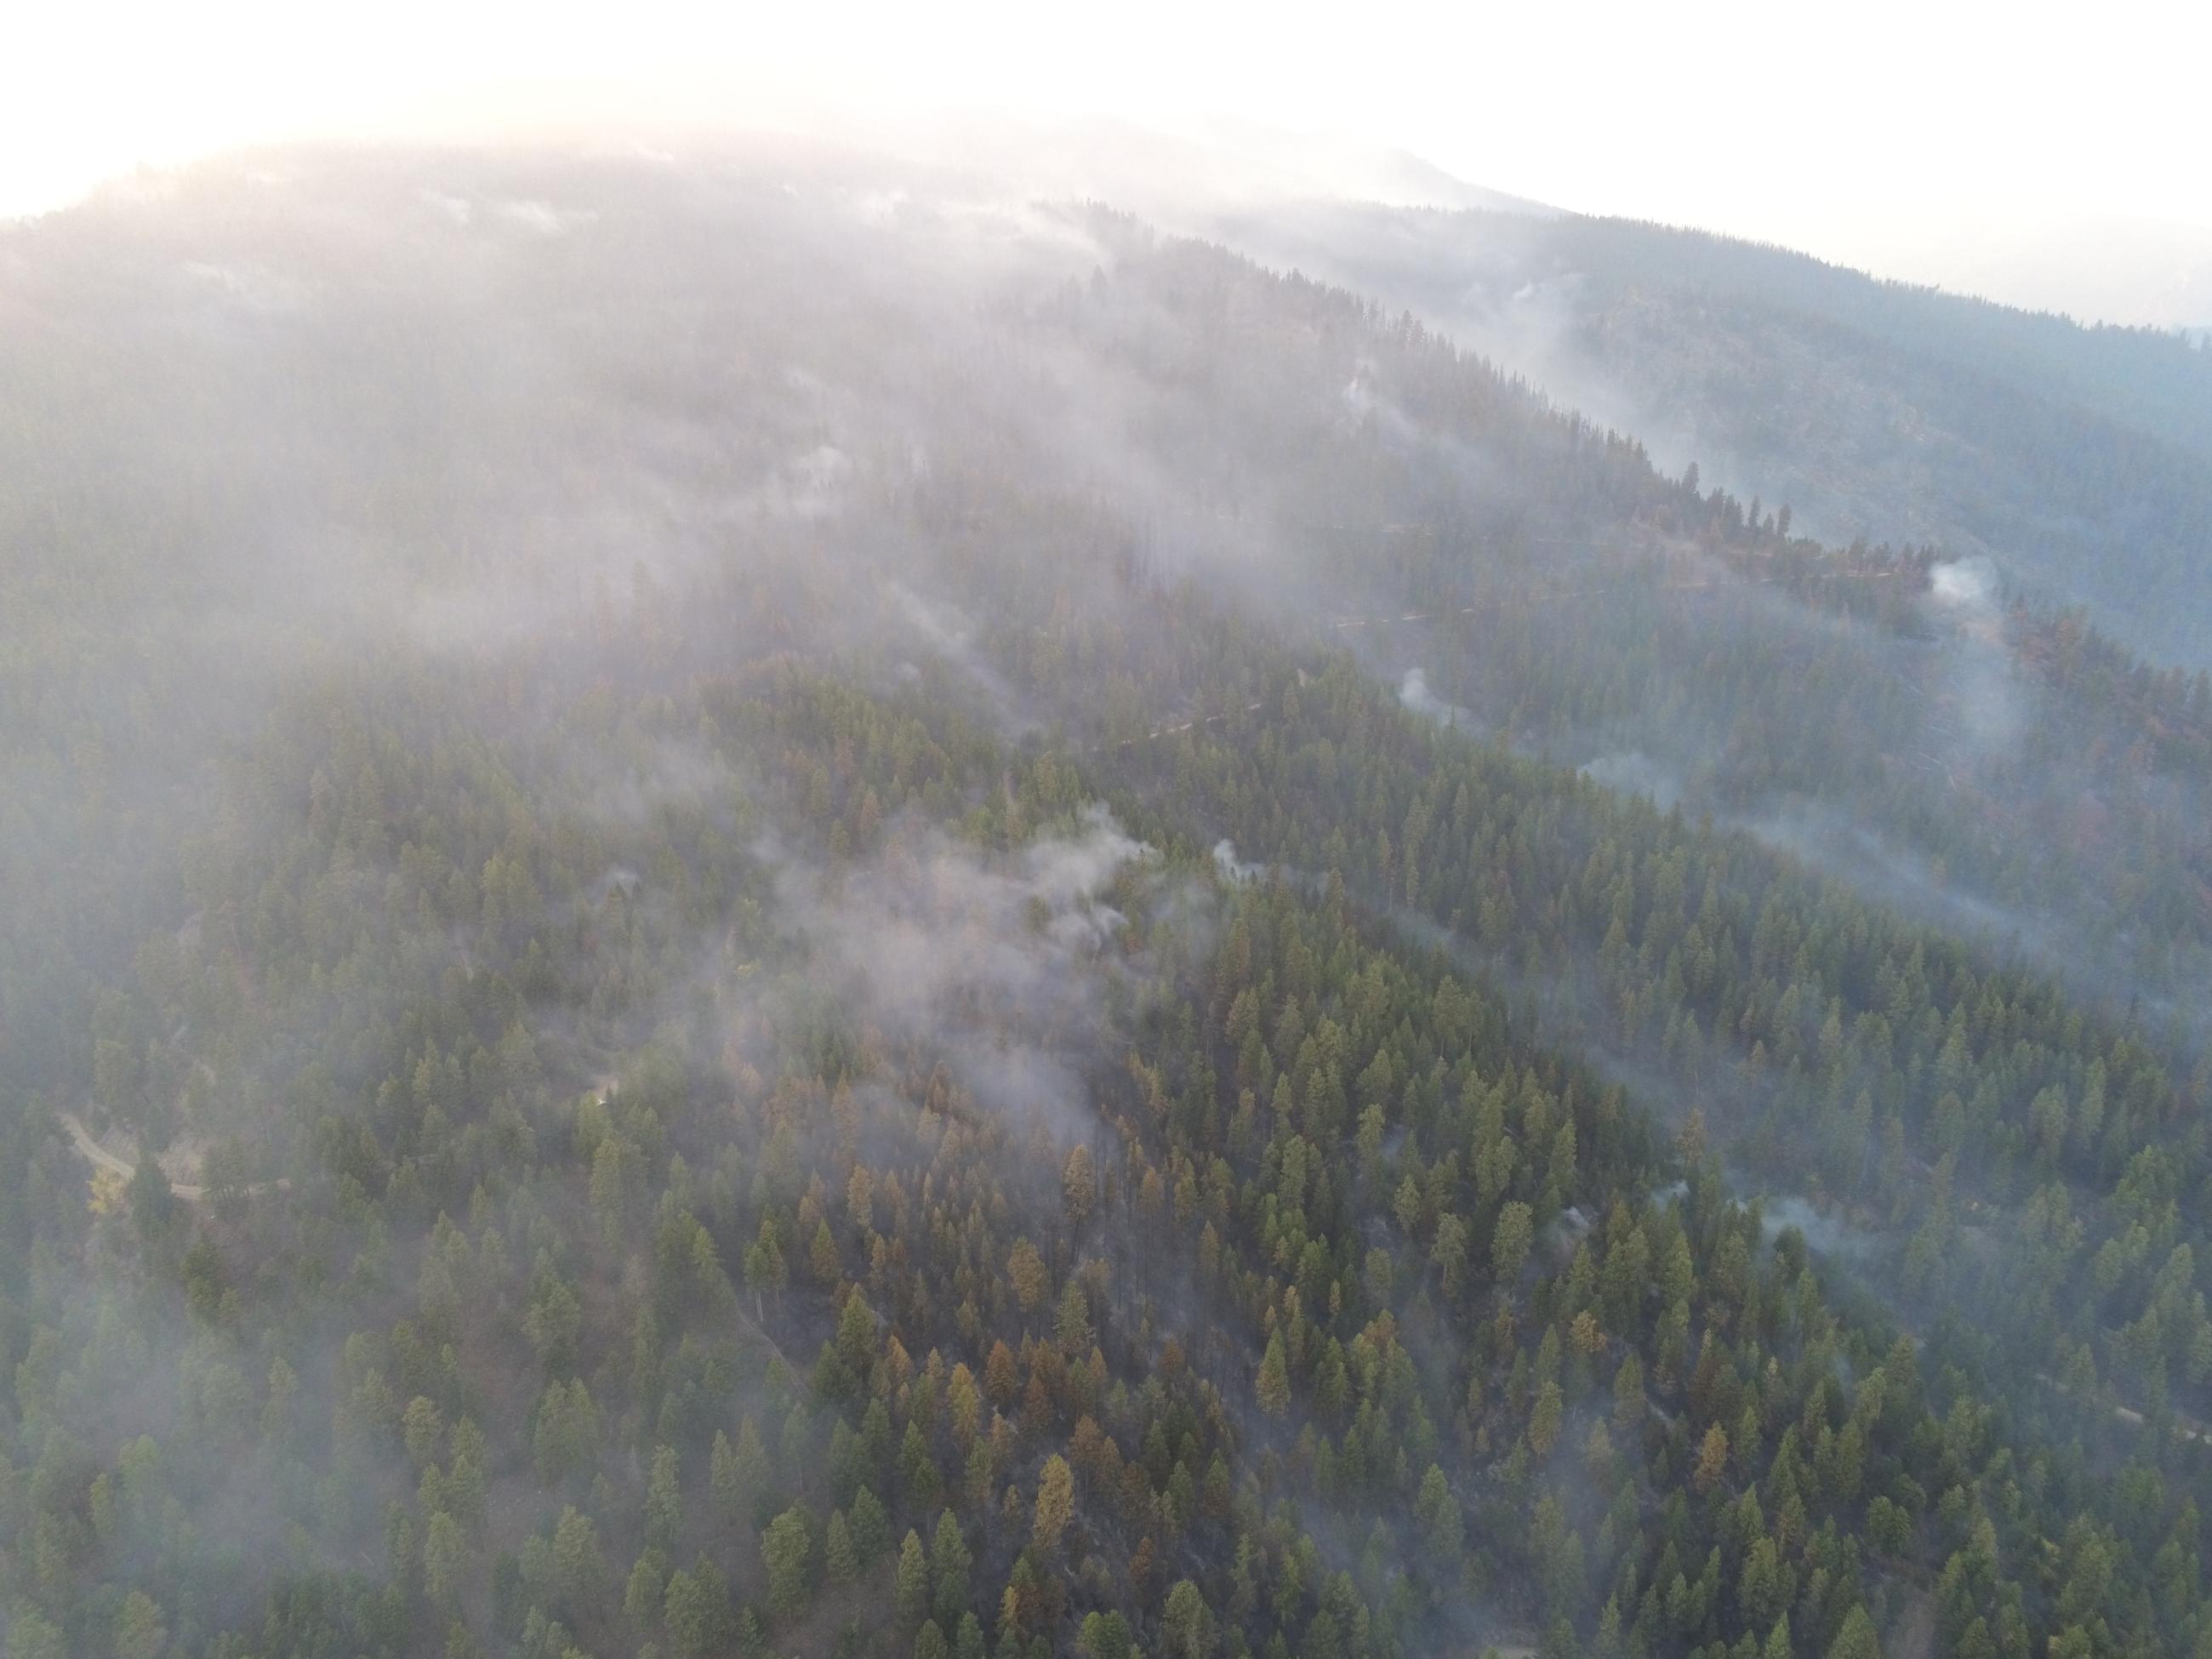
[3,144,2210,1659]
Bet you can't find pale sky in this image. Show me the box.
[7,0,2210,322]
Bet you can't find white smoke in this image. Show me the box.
[1580,750,1685,812]
[1929,557,1999,611]
[1212,839,1265,886]
[1760,1195,1874,1260]
[765,805,1159,1137]
[1399,668,1470,727]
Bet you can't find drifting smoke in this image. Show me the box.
[1211,839,1270,887]
[1923,556,2027,755]
[1929,557,2000,611]
[886,581,1031,730]
[1733,801,2036,958]
[765,806,1160,1138]
[1398,668,1472,728]
[494,198,596,235]
[418,187,474,225]
[1579,750,1685,812]
[8,136,2209,1659]
[1759,1195,1874,1260]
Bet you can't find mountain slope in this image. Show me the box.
[2,143,2210,1659]
[1206,202,2212,668]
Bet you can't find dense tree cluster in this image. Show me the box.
[3,145,2210,1659]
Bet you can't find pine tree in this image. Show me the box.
[1160,1580,1216,1659]
[1009,1240,1048,1314]
[896,1530,931,1631]
[646,1443,682,1552]
[1824,1606,1878,1659]
[932,1508,973,1628]
[1031,1455,1075,1554]
[1530,1380,1565,1456]
[733,1417,773,1524]
[850,1485,892,1564]
[1413,1464,1462,1569]
[1694,1423,1731,1492]
[710,1429,742,1526]
[824,1511,859,1584]
[1256,1331,1291,1418]
[900,1418,941,1506]
[663,1557,735,1659]
[1055,1281,1092,1354]
[761,1507,813,1622]
[112,1593,168,1659]
[1492,1201,1535,1283]
[424,1511,466,1605]
[1062,1145,1097,1228]
[625,1549,669,1624]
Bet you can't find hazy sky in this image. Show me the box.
[8,0,2209,323]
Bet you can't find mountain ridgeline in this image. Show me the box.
[1205,201,2212,670]
[1,145,2209,1659]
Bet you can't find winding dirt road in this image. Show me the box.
[60,1113,287,1200]
[60,1112,203,1196]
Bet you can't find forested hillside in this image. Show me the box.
[3,145,2209,1659]
[1204,202,2212,670]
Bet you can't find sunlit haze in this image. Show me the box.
[9,0,2211,324]
[12,0,2212,1649]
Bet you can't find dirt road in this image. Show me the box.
[60,1113,287,1200]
